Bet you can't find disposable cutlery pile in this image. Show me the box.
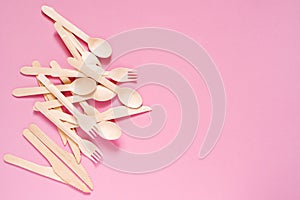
[4,5,151,193]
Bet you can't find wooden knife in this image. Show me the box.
[22,129,90,193]
[29,124,93,190]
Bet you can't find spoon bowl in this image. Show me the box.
[97,121,122,140]
[116,87,143,109]
[82,51,101,66]
[72,77,96,95]
[91,85,116,101]
[88,38,112,59]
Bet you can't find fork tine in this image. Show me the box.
[92,130,97,138]
[92,129,98,137]
[128,72,137,75]
[128,70,137,73]
[91,154,99,163]
[88,130,96,138]
[128,76,138,79]
[128,73,137,76]
[94,150,103,160]
[95,146,103,157]
[91,127,99,138]
[93,124,100,133]
[93,153,101,162]
[93,152,102,162]
[88,131,95,139]
[89,129,97,138]
[89,155,98,163]
[128,73,138,76]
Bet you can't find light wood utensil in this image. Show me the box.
[33,61,81,163]
[29,124,93,189]
[54,22,102,68]
[34,102,103,163]
[4,154,65,183]
[68,58,143,108]
[49,60,81,159]
[46,105,152,125]
[21,66,138,82]
[33,60,67,146]
[51,61,122,141]
[42,5,112,58]
[32,87,116,111]
[22,129,91,193]
[36,74,102,139]
[12,77,96,97]
[54,24,104,117]
[104,68,138,83]
[61,29,138,84]
[21,66,86,77]
[63,24,103,69]
[50,61,73,84]
[37,74,121,140]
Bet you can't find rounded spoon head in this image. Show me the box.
[92,85,116,101]
[72,77,97,95]
[97,121,121,140]
[116,87,143,108]
[88,38,112,58]
[82,51,101,66]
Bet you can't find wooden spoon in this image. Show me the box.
[33,85,116,111]
[54,22,102,69]
[42,5,112,58]
[12,77,96,97]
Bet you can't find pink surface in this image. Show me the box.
[1,0,300,199]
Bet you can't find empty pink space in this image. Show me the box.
[1,0,300,200]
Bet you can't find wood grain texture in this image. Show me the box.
[23,129,90,193]
[29,124,93,190]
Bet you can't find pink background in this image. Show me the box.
[1,0,300,199]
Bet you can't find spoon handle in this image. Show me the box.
[64,26,86,55]
[42,6,89,42]
[54,22,81,60]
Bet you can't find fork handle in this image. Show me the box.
[37,74,82,117]
[35,102,102,162]
[34,102,82,144]
[42,6,89,42]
